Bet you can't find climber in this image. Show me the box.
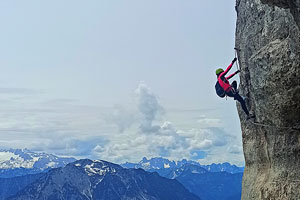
[215,58,254,119]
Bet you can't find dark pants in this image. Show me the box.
[226,81,249,115]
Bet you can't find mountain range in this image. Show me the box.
[0,148,76,178]
[8,159,200,200]
[121,157,244,175]
[173,164,242,200]
[122,157,243,200]
[0,149,244,200]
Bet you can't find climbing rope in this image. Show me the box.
[248,120,300,131]
[234,48,240,70]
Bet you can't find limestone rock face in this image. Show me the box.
[235,0,300,199]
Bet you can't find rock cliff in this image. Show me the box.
[235,0,300,199]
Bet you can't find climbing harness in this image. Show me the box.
[248,120,300,131]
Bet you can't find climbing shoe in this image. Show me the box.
[241,96,247,100]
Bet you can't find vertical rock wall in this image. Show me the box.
[235,0,300,199]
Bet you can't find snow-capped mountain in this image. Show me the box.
[165,163,208,179]
[0,149,76,178]
[0,148,76,170]
[201,162,244,173]
[122,157,198,171]
[8,159,200,200]
[122,157,244,200]
[122,157,244,174]
[147,162,242,200]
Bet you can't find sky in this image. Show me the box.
[0,0,245,166]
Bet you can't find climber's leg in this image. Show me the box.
[231,81,237,91]
[234,93,250,115]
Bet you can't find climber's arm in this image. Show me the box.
[220,63,233,78]
[226,70,240,79]
[219,58,237,78]
[221,58,237,76]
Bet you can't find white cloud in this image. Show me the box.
[0,83,244,165]
[0,87,41,95]
[195,139,213,149]
[135,83,164,133]
[197,118,222,127]
[91,83,244,165]
[228,145,243,154]
[107,105,136,133]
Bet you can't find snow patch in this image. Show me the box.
[85,164,109,176]
[0,149,75,170]
[85,164,98,175]
[142,162,150,167]
[46,162,56,168]
[84,162,117,177]
[0,152,19,161]
[164,163,170,168]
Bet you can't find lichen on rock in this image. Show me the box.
[235,0,300,199]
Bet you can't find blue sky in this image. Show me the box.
[0,1,244,165]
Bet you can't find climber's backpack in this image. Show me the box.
[215,81,225,98]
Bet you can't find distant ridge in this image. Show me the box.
[121,157,244,174]
[122,157,243,200]
[9,159,200,200]
[0,148,76,178]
